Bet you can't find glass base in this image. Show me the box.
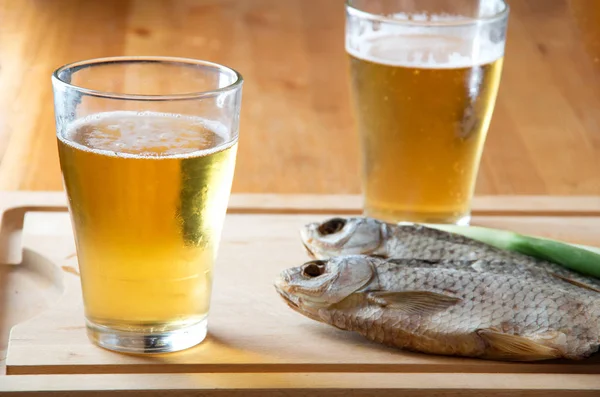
[364,208,471,226]
[86,318,207,354]
[454,214,471,226]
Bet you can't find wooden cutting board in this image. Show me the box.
[2,192,600,396]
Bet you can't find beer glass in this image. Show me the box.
[52,57,243,353]
[346,0,509,225]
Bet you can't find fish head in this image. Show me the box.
[274,255,378,319]
[300,217,389,259]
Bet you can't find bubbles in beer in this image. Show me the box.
[346,13,505,68]
[59,111,231,158]
[346,10,506,224]
[56,110,238,333]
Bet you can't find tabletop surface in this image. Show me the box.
[0,0,599,195]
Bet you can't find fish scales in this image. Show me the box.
[372,262,600,359]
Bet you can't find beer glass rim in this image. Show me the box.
[345,0,509,27]
[52,56,244,102]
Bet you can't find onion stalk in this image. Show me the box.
[426,224,600,279]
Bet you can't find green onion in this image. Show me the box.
[425,224,600,279]
[572,243,600,256]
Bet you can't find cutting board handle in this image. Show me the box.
[0,192,68,265]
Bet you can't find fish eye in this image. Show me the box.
[318,218,346,236]
[302,261,326,278]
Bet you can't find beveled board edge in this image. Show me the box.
[2,192,600,264]
[1,372,600,395]
[7,360,600,376]
[2,191,600,215]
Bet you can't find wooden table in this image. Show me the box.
[1,0,600,195]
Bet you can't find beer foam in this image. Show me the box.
[59,111,235,159]
[346,13,505,68]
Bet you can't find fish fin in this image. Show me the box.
[366,291,461,315]
[550,273,600,293]
[528,330,568,347]
[477,329,563,361]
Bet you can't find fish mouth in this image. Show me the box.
[302,240,316,258]
[299,226,317,258]
[274,277,301,310]
[274,277,326,324]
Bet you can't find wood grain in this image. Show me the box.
[0,0,599,194]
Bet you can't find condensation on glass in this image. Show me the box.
[346,0,509,225]
[52,57,243,354]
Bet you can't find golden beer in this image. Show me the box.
[57,112,236,335]
[348,33,504,224]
